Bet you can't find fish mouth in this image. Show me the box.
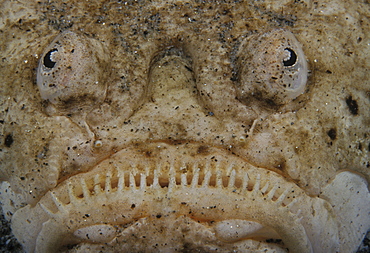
[12,142,338,252]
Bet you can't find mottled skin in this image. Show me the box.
[0,0,369,252]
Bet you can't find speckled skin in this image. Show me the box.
[0,0,369,252]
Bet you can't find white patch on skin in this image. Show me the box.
[94,140,103,148]
[320,171,370,253]
[214,219,280,242]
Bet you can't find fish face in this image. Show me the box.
[1,1,369,252]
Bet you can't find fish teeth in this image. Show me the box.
[80,178,91,200]
[152,169,160,189]
[216,169,222,188]
[296,209,302,217]
[15,155,333,253]
[105,170,112,193]
[129,172,137,190]
[94,174,102,194]
[168,164,176,192]
[39,203,55,218]
[191,166,200,188]
[227,169,236,189]
[286,198,298,209]
[50,192,68,215]
[67,182,79,204]
[179,161,188,183]
[260,181,269,195]
[140,172,147,191]
[181,173,187,187]
[266,184,278,200]
[117,170,125,192]
[251,174,261,197]
[276,187,291,206]
[202,168,212,188]
[241,172,250,193]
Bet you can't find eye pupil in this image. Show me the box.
[43,49,58,68]
[283,48,297,67]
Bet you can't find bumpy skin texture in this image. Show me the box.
[0,0,369,252]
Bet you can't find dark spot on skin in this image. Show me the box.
[4,134,13,147]
[230,75,238,82]
[275,163,284,171]
[346,96,358,115]
[184,65,193,72]
[131,204,136,209]
[156,214,162,218]
[197,145,209,154]
[66,244,78,250]
[327,128,337,140]
[182,243,211,252]
[326,70,332,74]
[43,49,58,68]
[160,139,187,146]
[58,94,100,110]
[266,238,283,244]
[283,48,297,67]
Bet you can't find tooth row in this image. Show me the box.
[41,161,301,218]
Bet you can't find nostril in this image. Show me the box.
[148,47,196,101]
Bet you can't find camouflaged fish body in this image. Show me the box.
[1,0,369,252]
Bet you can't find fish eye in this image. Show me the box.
[283,48,297,67]
[236,29,308,106]
[43,49,58,68]
[37,31,110,114]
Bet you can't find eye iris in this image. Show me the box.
[283,48,297,67]
[43,48,58,68]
